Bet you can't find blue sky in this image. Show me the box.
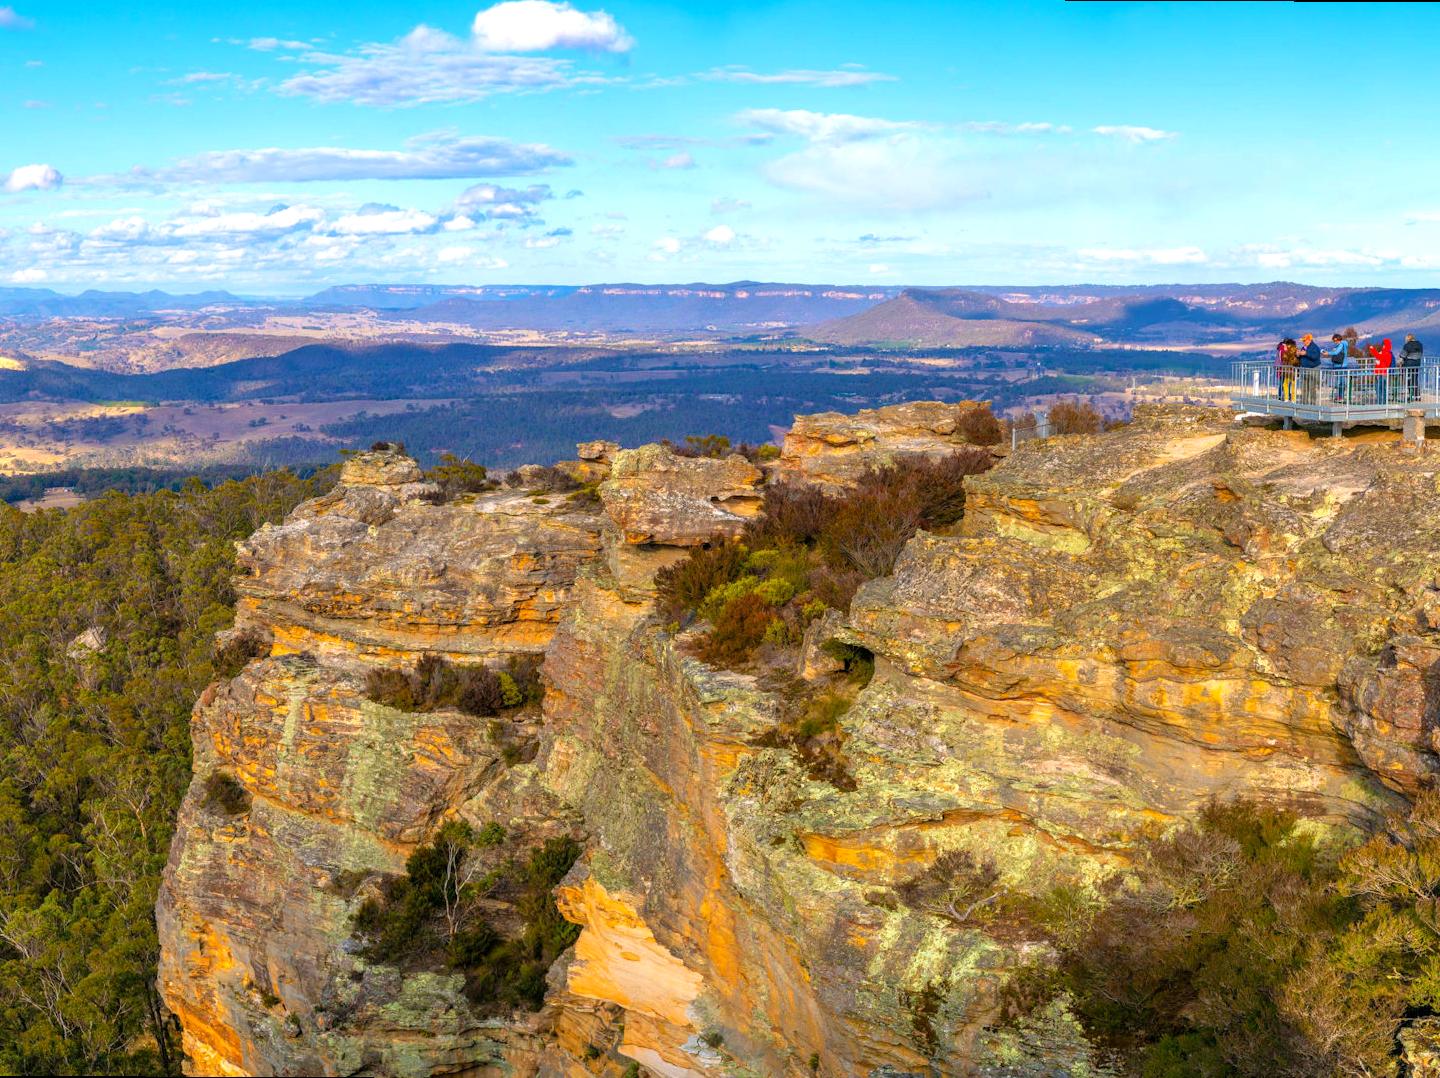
[2,0,1438,293]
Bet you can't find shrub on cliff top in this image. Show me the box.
[423,453,491,501]
[655,451,993,670]
[957,403,1004,446]
[989,796,1440,1078]
[1048,399,1105,436]
[364,654,538,717]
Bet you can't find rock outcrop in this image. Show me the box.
[774,399,999,489]
[159,410,1440,1076]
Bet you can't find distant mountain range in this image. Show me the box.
[804,285,1440,348]
[0,287,247,318]
[5,282,1440,349]
[387,282,900,333]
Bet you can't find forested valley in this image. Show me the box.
[0,469,335,1075]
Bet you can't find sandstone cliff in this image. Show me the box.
[158,404,1440,1076]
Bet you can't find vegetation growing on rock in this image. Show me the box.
[363,654,543,717]
[656,451,991,666]
[352,822,582,1013]
[983,794,1440,1077]
[0,467,333,1076]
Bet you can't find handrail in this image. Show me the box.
[1230,358,1440,419]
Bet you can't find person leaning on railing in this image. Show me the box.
[1401,334,1424,402]
[1275,337,1299,401]
[1297,334,1323,402]
[1325,334,1356,402]
[1367,338,1394,404]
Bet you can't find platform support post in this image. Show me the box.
[1282,416,1293,430]
[1331,421,1343,438]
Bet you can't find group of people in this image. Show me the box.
[1274,329,1426,404]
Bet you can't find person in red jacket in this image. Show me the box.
[1367,338,1394,403]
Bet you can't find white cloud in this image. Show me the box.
[763,137,979,211]
[436,245,475,263]
[1092,124,1176,144]
[710,197,750,214]
[453,182,553,222]
[738,108,918,144]
[700,65,894,87]
[653,236,681,255]
[1229,244,1384,269]
[1077,246,1207,265]
[330,207,439,235]
[650,152,696,170]
[472,1,632,53]
[962,120,1072,135]
[0,7,34,30]
[174,204,326,237]
[271,18,618,107]
[10,268,46,283]
[120,134,569,184]
[704,224,735,245]
[867,263,891,274]
[4,163,62,193]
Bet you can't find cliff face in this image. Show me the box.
[159,405,1440,1077]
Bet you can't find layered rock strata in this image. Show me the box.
[160,409,1440,1076]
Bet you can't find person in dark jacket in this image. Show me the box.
[1401,334,1424,400]
[1298,334,1323,367]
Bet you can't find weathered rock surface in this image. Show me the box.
[599,444,763,546]
[775,399,999,489]
[233,450,605,667]
[160,409,1440,1077]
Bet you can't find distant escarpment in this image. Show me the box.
[159,401,1440,1076]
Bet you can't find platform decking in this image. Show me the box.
[1231,360,1440,425]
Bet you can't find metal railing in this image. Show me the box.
[1231,360,1440,421]
[1010,414,1053,449]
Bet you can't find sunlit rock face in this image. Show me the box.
[232,449,606,667]
[160,412,1440,1076]
[774,399,1000,490]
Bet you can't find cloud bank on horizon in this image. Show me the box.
[2,0,1438,292]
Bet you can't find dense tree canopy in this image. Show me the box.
[0,469,333,1075]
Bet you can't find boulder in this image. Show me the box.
[599,443,763,546]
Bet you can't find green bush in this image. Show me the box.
[699,592,777,666]
[364,654,532,718]
[995,797,1440,1078]
[423,453,491,501]
[353,826,582,1015]
[655,541,749,620]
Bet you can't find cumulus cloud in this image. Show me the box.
[453,182,553,224]
[268,14,622,107]
[472,1,632,52]
[1092,124,1176,143]
[0,7,33,30]
[704,224,735,245]
[700,65,894,87]
[330,206,440,235]
[4,163,62,193]
[115,134,569,184]
[10,268,46,283]
[174,204,326,237]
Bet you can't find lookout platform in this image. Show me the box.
[1231,360,1440,432]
